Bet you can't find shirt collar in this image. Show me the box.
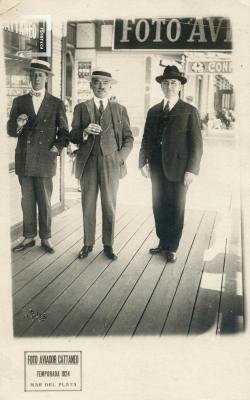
[31,88,46,98]
[163,96,179,110]
[93,95,108,110]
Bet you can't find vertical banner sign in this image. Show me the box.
[38,20,47,53]
[113,17,232,50]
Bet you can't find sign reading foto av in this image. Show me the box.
[113,18,232,51]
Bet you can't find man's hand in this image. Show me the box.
[140,164,150,178]
[184,172,196,187]
[16,114,28,133]
[85,123,102,135]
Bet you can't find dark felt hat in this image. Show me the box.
[155,65,187,84]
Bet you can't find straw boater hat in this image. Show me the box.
[89,69,117,84]
[27,59,54,75]
[156,65,187,85]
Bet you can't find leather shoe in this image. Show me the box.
[104,246,118,261]
[149,243,163,255]
[41,240,55,254]
[78,245,93,259]
[167,251,177,263]
[12,239,35,252]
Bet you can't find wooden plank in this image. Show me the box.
[11,200,117,273]
[12,215,83,276]
[217,195,244,334]
[189,211,227,334]
[13,207,133,316]
[134,210,203,336]
[12,206,126,293]
[105,248,167,336]
[13,226,82,296]
[13,208,139,335]
[11,202,82,263]
[48,212,152,337]
[161,211,216,335]
[81,229,157,336]
[18,208,151,336]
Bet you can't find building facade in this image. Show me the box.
[64,19,234,138]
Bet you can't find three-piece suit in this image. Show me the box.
[70,98,133,247]
[139,98,203,252]
[7,92,69,239]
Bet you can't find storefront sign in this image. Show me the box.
[3,16,51,57]
[113,18,232,50]
[188,60,232,73]
[3,23,37,39]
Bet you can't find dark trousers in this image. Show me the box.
[18,176,53,239]
[150,157,187,252]
[80,151,120,246]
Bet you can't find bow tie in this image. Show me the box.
[30,90,42,97]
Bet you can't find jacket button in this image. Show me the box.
[39,142,42,144]
[27,140,30,144]
[40,130,43,134]
[43,119,46,122]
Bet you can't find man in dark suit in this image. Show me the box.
[70,69,133,260]
[139,65,203,262]
[8,59,69,253]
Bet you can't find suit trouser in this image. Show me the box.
[80,151,120,246]
[18,176,53,239]
[150,157,187,252]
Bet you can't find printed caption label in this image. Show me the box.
[24,351,82,392]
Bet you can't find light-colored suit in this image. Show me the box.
[70,99,133,246]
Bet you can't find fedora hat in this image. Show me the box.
[156,65,187,84]
[27,59,54,75]
[89,69,117,84]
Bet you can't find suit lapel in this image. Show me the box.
[21,94,36,128]
[109,101,120,131]
[163,99,183,130]
[152,101,165,135]
[169,99,183,116]
[85,98,95,123]
[108,101,121,148]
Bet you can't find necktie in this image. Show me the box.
[99,100,104,113]
[30,89,42,97]
[163,100,170,113]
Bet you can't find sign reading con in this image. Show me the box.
[188,61,232,73]
[113,18,232,50]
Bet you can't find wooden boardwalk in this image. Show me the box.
[12,198,244,336]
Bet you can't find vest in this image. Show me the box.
[90,103,118,156]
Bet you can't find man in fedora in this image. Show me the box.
[70,69,133,260]
[139,65,203,262]
[8,59,69,253]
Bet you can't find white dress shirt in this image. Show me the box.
[93,95,108,111]
[31,88,45,114]
[163,96,179,111]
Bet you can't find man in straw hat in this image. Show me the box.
[70,69,133,260]
[8,59,69,253]
[139,65,203,262]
